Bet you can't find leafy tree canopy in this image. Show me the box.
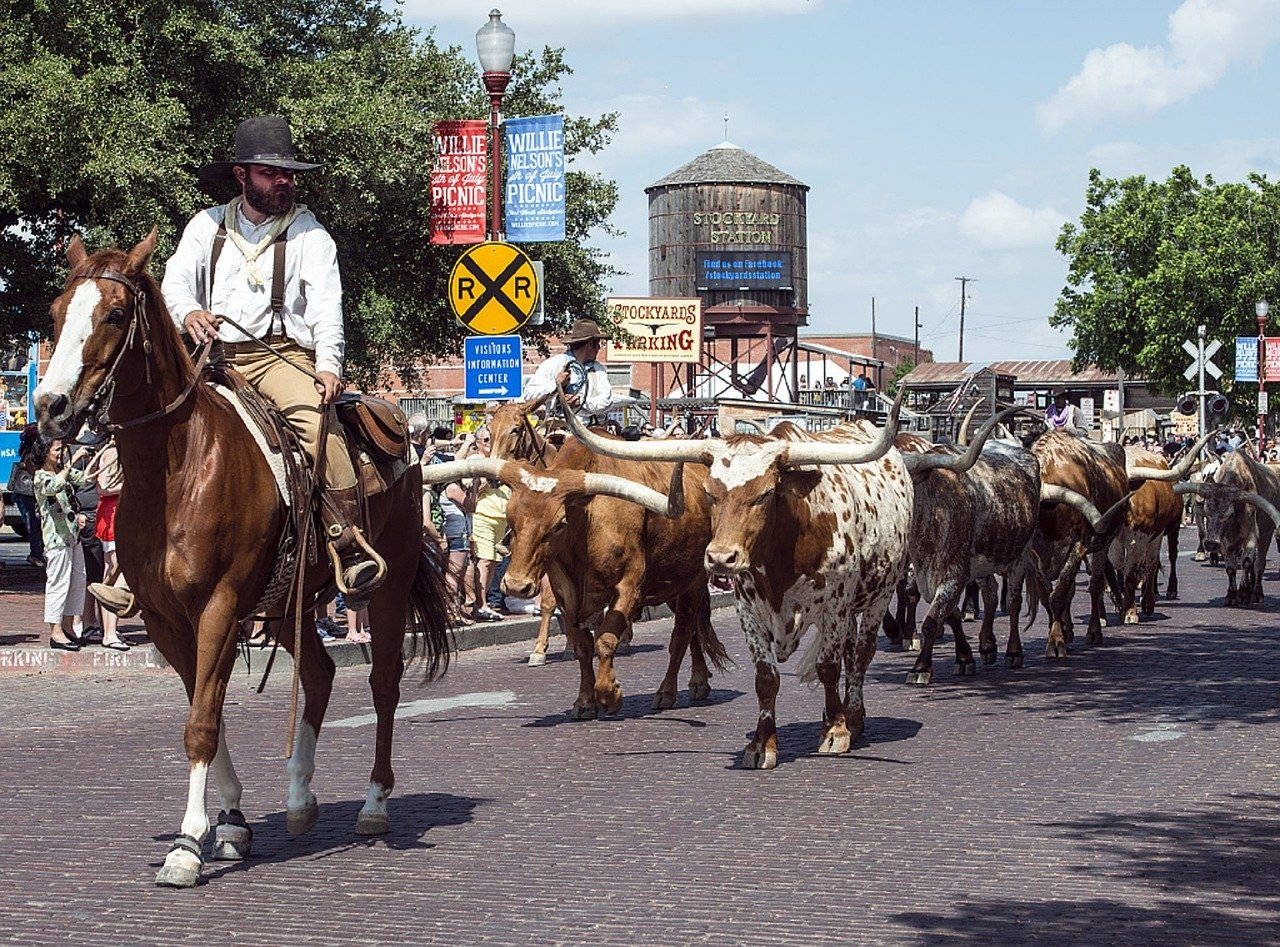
[1053,166,1280,412]
[0,0,619,386]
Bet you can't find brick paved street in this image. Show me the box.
[1,528,1278,944]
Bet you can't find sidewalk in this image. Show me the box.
[1,528,736,673]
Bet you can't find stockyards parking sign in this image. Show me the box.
[605,297,702,363]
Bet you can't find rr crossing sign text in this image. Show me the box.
[449,242,540,335]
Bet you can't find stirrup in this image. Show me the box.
[327,527,388,602]
[89,582,140,618]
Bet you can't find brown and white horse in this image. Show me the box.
[34,230,451,887]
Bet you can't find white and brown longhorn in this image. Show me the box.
[562,390,913,769]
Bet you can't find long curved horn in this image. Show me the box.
[1128,427,1219,482]
[1039,484,1106,531]
[996,423,1013,440]
[956,399,981,447]
[581,464,686,518]
[903,406,1023,476]
[558,384,715,463]
[419,455,509,485]
[780,386,906,467]
[1238,490,1280,533]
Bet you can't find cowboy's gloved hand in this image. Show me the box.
[183,310,223,344]
[316,371,343,405]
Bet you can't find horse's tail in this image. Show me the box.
[406,538,456,681]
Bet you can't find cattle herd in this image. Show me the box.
[424,393,1280,770]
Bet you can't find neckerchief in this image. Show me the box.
[223,197,304,289]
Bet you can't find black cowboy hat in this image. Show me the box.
[197,116,323,193]
[563,318,605,346]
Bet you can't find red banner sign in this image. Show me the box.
[429,120,487,245]
[1265,337,1280,382]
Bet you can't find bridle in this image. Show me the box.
[72,270,212,433]
[518,411,550,468]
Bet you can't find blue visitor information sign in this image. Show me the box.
[465,334,523,401]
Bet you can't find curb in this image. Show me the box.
[0,591,737,674]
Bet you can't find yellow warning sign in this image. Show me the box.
[448,242,539,335]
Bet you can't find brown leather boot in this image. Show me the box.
[320,485,386,605]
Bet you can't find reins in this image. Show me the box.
[520,411,550,468]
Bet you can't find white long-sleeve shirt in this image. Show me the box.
[523,352,613,419]
[161,204,345,377]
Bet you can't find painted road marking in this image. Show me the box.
[327,690,520,729]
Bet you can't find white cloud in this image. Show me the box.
[406,0,818,32]
[959,191,1067,251]
[1037,0,1280,134]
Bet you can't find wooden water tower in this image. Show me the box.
[646,142,809,416]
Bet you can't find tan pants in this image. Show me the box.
[229,341,357,490]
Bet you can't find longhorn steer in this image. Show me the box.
[1176,451,1280,605]
[423,443,730,717]
[1107,447,1183,623]
[563,394,912,770]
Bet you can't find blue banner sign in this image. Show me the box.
[465,334,522,401]
[0,430,20,486]
[1236,337,1259,382]
[504,115,566,242]
[696,250,793,291]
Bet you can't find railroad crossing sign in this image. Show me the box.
[448,242,539,335]
[1183,337,1222,381]
[464,335,522,401]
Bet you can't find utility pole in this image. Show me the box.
[913,305,921,366]
[955,276,974,361]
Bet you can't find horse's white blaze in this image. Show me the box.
[286,721,318,811]
[180,761,211,841]
[36,281,101,401]
[361,781,391,819]
[209,724,242,813]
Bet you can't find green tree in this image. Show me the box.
[0,0,618,385]
[1053,166,1280,414]
[886,358,916,396]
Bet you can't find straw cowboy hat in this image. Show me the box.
[197,115,323,192]
[563,318,605,346]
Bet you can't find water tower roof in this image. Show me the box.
[647,142,808,191]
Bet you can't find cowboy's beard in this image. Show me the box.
[243,175,295,217]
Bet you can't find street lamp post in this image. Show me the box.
[1257,299,1270,447]
[476,9,516,242]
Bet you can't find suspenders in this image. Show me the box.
[208,214,290,339]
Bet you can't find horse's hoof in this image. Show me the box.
[651,690,676,711]
[155,852,201,889]
[1005,652,1024,669]
[1046,641,1068,659]
[907,670,932,686]
[355,812,389,836]
[286,797,319,837]
[980,650,997,666]
[527,652,547,668]
[817,730,851,755]
[687,678,712,703]
[742,744,777,770]
[212,828,252,861]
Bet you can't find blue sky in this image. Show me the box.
[412,0,1280,363]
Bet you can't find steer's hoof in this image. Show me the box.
[286,797,319,837]
[527,651,547,668]
[355,812,389,836]
[1085,629,1105,645]
[570,701,596,720]
[980,649,998,667]
[155,850,202,889]
[907,669,932,686]
[1005,652,1024,669]
[651,689,676,711]
[962,609,977,622]
[817,729,851,755]
[955,659,976,677]
[1193,551,1206,562]
[1122,609,1140,626]
[688,678,712,703]
[742,744,777,770]
[1046,640,1068,659]
[908,636,923,653]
